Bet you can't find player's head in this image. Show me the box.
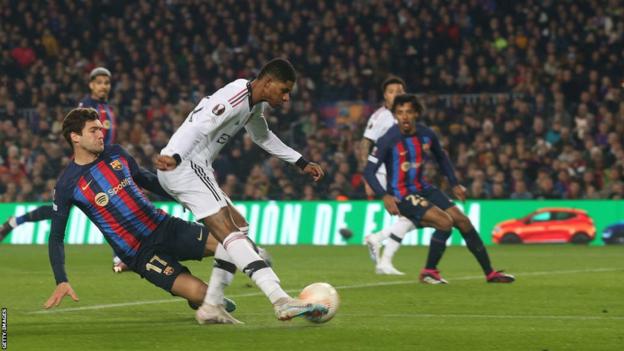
[256,58,296,108]
[381,76,406,109]
[391,94,424,134]
[62,108,105,153]
[89,67,112,101]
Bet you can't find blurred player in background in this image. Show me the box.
[156,58,327,323]
[357,76,415,275]
[0,68,117,252]
[364,94,515,284]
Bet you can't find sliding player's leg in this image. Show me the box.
[1,205,54,242]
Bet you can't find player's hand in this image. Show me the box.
[44,282,79,309]
[383,194,400,215]
[155,155,178,171]
[364,182,375,198]
[303,162,325,182]
[452,185,467,201]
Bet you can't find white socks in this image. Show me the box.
[379,217,414,265]
[204,244,235,306]
[223,231,288,304]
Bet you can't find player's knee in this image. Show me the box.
[436,213,454,232]
[454,215,473,233]
[201,208,239,241]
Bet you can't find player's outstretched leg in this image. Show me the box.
[447,207,515,283]
[0,217,16,242]
[202,206,328,321]
[1,206,55,242]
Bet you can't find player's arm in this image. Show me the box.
[363,144,400,215]
[117,146,175,200]
[156,100,232,170]
[45,185,79,309]
[359,138,374,172]
[428,130,466,200]
[245,112,324,181]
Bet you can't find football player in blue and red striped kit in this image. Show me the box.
[364,93,515,284]
[0,67,117,243]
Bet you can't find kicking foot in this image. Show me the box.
[196,303,243,324]
[273,297,328,321]
[419,268,448,284]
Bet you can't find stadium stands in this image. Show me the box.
[0,0,623,201]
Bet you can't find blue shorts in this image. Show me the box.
[396,186,455,227]
[132,216,208,293]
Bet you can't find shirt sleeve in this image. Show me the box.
[160,98,233,161]
[363,144,388,197]
[117,146,175,200]
[363,110,394,142]
[244,109,303,163]
[428,130,459,186]
[49,182,71,284]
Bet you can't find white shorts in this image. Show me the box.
[158,160,231,219]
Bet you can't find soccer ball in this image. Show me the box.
[299,282,340,323]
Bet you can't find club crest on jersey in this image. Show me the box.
[110,160,123,171]
[212,104,226,116]
[163,266,175,276]
[95,192,109,207]
[102,120,111,129]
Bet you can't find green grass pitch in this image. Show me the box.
[1,244,623,350]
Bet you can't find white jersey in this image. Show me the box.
[363,106,395,176]
[363,106,395,143]
[160,79,302,167]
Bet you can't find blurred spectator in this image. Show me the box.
[0,0,623,201]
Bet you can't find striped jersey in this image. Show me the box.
[160,79,302,168]
[363,106,395,176]
[79,96,116,144]
[49,145,170,283]
[364,124,458,200]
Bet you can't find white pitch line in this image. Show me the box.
[343,313,624,321]
[29,267,622,314]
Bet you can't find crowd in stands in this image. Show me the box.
[1,0,623,202]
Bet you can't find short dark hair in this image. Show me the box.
[62,108,99,149]
[89,67,112,81]
[258,58,296,82]
[391,93,424,114]
[381,76,406,93]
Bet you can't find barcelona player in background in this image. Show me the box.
[364,94,515,284]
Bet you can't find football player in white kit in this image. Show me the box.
[155,58,327,324]
[359,76,416,275]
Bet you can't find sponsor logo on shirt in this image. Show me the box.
[401,161,421,172]
[95,192,110,207]
[94,177,133,207]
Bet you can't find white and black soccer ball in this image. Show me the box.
[299,282,340,323]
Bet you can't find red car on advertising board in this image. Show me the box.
[492,208,596,244]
